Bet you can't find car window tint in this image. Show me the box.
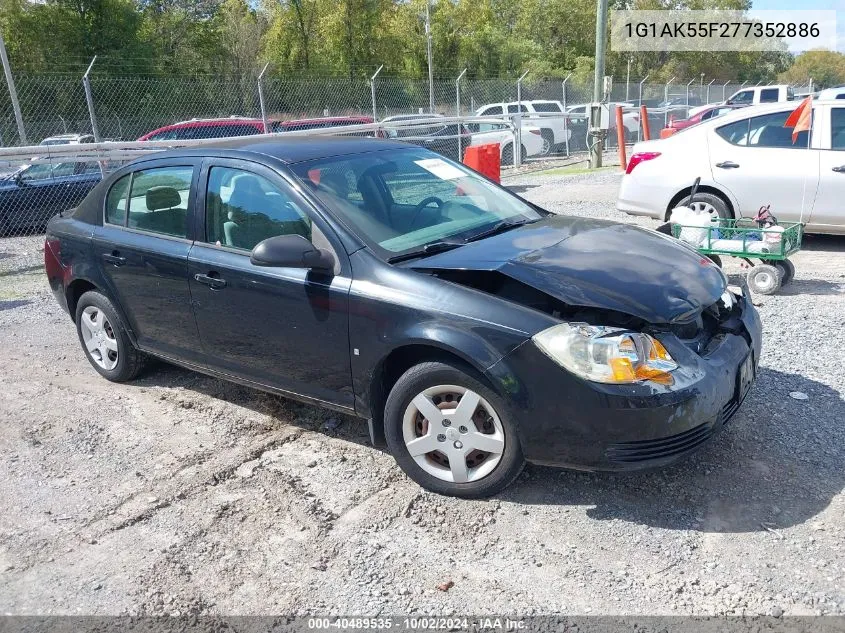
[481,106,503,116]
[747,111,810,148]
[729,90,753,105]
[105,174,131,226]
[148,129,178,141]
[184,124,260,139]
[759,88,779,103]
[831,109,845,150]
[716,119,750,145]
[507,104,528,114]
[21,164,53,181]
[127,166,193,238]
[78,161,103,175]
[293,150,542,257]
[205,166,311,251]
[50,163,77,178]
[22,162,75,181]
[532,103,562,113]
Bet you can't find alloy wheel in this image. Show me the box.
[686,200,720,220]
[402,385,505,483]
[80,306,119,370]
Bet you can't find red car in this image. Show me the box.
[139,115,381,142]
[275,115,384,137]
[137,117,269,141]
[667,104,746,131]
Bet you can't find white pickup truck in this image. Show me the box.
[688,84,796,118]
[474,100,572,155]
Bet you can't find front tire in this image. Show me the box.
[75,290,147,382]
[384,361,525,498]
[747,264,781,295]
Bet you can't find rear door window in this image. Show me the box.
[507,104,529,114]
[127,166,194,238]
[716,111,810,148]
[105,174,131,226]
[480,106,503,116]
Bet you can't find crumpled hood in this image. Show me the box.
[409,215,727,324]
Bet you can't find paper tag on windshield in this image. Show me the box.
[415,158,465,180]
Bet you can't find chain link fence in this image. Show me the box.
[0,69,814,272]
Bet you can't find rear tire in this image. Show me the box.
[539,130,555,156]
[501,144,513,165]
[673,192,731,221]
[75,290,147,382]
[774,259,795,286]
[384,361,525,498]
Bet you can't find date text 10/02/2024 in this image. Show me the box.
[307,617,527,630]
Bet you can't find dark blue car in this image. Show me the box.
[44,137,762,498]
[1,161,102,234]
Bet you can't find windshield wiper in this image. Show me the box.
[387,241,464,264]
[464,219,533,243]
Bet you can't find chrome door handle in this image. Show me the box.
[194,273,227,289]
[102,253,126,266]
[832,165,845,173]
[715,161,740,169]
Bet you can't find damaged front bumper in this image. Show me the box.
[484,292,763,471]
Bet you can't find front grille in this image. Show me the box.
[720,397,740,425]
[605,422,714,464]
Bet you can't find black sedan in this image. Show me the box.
[1,161,102,234]
[44,137,761,498]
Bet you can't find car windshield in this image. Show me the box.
[291,148,543,259]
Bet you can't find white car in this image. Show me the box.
[564,103,640,140]
[474,100,572,155]
[39,133,95,146]
[817,86,845,101]
[466,121,544,164]
[617,100,845,235]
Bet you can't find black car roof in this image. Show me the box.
[144,136,412,165]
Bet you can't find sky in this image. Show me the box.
[752,0,845,52]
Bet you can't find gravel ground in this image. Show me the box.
[1,168,844,617]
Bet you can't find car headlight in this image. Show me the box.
[532,323,678,385]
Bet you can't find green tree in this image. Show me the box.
[779,50,845,89]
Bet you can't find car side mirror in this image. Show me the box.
[250,234,334,271]
[14,172,26,186]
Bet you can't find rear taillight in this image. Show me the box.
[625,151,661,175]
[44,238,63,280]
